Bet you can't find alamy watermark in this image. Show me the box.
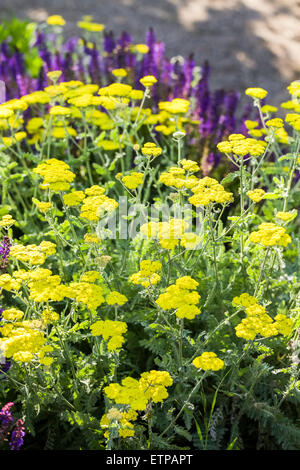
[95,198,204,246]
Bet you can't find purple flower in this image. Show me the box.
[0,402,14,441]
[104,31,116,54]
[146,28,156,50]
[0,236,11,271]
[0,360,11,374]
[9,419,25,451]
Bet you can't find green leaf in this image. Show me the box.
[193,416,203,443]
[226,437,238,450]
[92,163,106,175]
[221,171,240,185]
[263,192,282,199]
[174,426,192,441]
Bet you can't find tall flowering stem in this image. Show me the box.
[0,236,11,271]
[9,419,25,450]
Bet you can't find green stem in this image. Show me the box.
[159,371,208,438]
[254,248,270,297]
[208,205,219,287]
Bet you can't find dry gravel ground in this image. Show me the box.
[1,0,300,105]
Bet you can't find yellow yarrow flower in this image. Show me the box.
[69,281,105,310]
[180,232,201,250]
[156,276,201,320]
[275,211,297,222]
[49,106,71,116]
[84,233,101,244]
[63,191,85,207]
[217,135,267,157]
[77,21,105,32]
[2,308,24,321]
[261,104,278,114]
[192,352,224,371]
[121,172,144,190]
[159,98,190,114]
[0,274,21,291]
[27,117,44,134]
[287,80,300,97]
[21,91,50,105]
[274,128,289,144]
[91,319,127,351]
[281,100,300,112]
[234,302,282,341]
[32,198,52,213]
[244,120,259,130]
[189,177,233,206]
[112,68,127,78]
[99,83,132,97]
[0,108,14,119]
[245,87,268,100]
[232,293,258,308]
[130,260,162,288]
[106,291,128,306]
[129,89,144,100]
[104,370,173,410]
[80,193,118,221]
[33,158,76,192]
[41,309,59,324]
[273,314,293,336]
[0,214,16,228]
[47,15,66,26]
[140,75,157,87]
[248,223,292,248]
[266,118,283,128]
[96,140,120,151]
[180,159,200,173]
[47,70,62,82]
[81,271,101,283]
[134,44,149,54]
[141,142,162,157]
[3,99,27,112]
[246,189,265,203]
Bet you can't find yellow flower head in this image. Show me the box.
[287,80,300,97]
[156,276,201,319]
[246,188,265,203]
[245,87,268,100]
[0,214,16,228]
[112,68,127,78]
[261,105,278,114]
[159,98,190,114]
[47,15,66,26]
[49,106,71,117]
[32,198,53,213]
[121,172,144,190]
[266,118,283,128]
[275,211,297,223]
[192,352,224,371]
[140,75,157,88]
[63,191,85,207]
[135,44,149,54]
[91,320,127,351]
[106,291,128,306]
[141,142,162,157]
[47,70,62,82]
[249,223,292,248]
[130,260,162,287]
[77,21,105,32]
